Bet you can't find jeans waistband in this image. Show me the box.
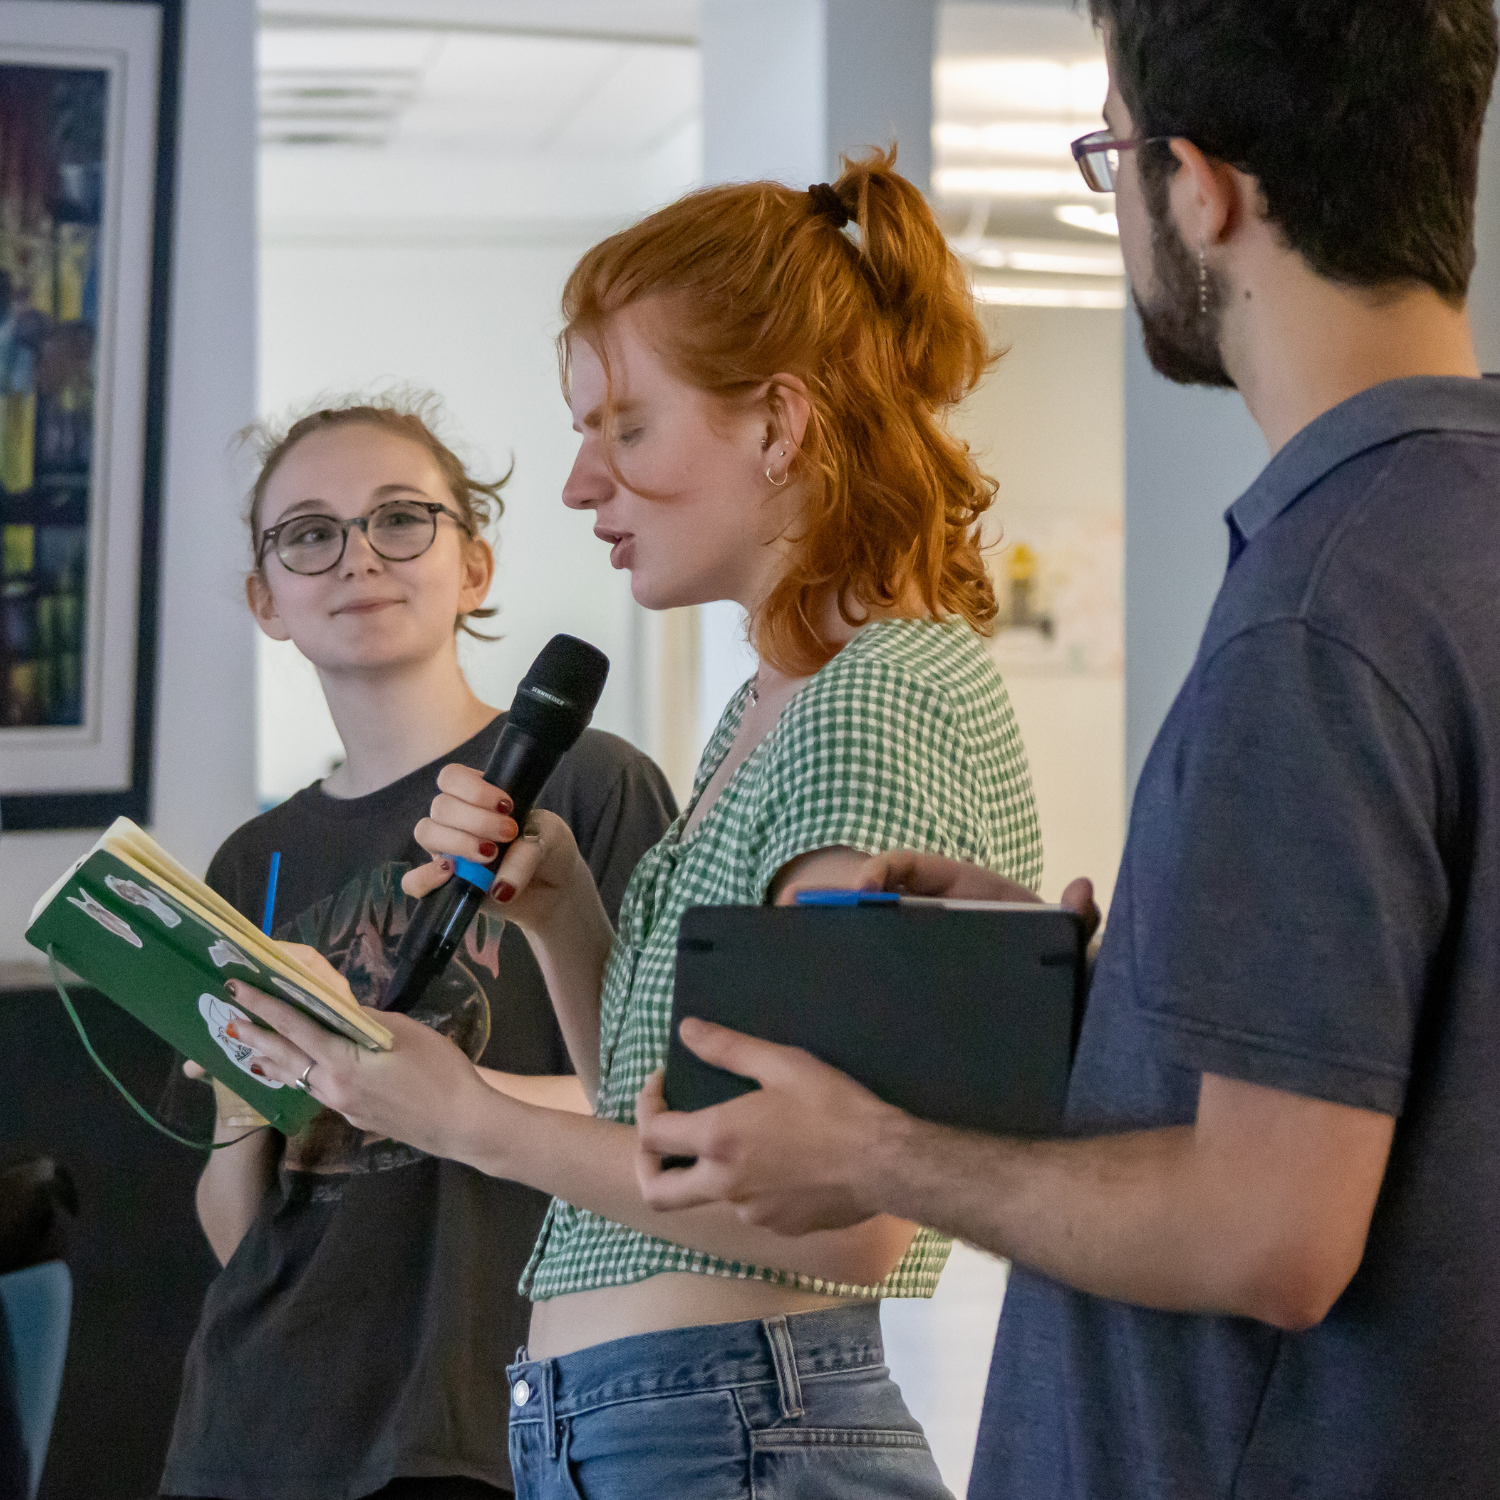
[507,1302,885,1427]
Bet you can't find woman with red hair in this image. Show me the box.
[231,150,1041,1499]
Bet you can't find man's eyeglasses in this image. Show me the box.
[257,499,471,576]
[1070,128,1167,192]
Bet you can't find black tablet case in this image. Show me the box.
[664,904,1086,1137]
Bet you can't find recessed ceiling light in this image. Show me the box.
[934,120,1080,162]
[958,240,1123,276]
[936,58,1108,119]
[973,283,1125,310]
[1055,204,1120,237]
[934,166,1094,201]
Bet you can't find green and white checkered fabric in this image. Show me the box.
[521,618,1042,1302]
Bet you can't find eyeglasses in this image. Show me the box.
[257,499,471,576]
[1070,128,1167,192]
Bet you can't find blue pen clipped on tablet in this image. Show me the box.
[794,888,1057,912]
[793,889,898,906]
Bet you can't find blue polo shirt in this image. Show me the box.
[971,376,1500,1499]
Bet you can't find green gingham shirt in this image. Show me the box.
[520,618,1042,1302]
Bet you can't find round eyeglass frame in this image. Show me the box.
[1070,128,1169,192]
[256,499,472,576]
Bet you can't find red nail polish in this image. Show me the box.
[495,790,513,811]
[493,881,515,903]
[250,1063,265,1077]
[226,1023,239,1040]
[478,842,499,859]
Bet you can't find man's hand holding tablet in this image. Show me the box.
[634,852,1100,1231]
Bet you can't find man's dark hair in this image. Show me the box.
[1090,0,1499,303]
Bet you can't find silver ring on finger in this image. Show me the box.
[295,1061,316,1092]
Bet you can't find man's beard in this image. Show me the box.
[1133,170,1236,389]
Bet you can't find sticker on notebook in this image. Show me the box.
[207,937,258,973]
[105,874,183,929]
[67,888,143,949]
[199,994,284,1088]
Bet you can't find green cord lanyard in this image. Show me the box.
[47,947,269,1152]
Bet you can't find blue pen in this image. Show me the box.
[794,887,1055,912]
[261,852,282,934]
[793,888,899,906]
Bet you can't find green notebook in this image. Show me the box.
[26,817,392,1135]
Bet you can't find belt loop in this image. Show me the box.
[539,1359,559,1462]
[511,1356,559,1461]
[762,1314,804,1420]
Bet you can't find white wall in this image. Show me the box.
[0,0,259,962]
[954,304,1126,908]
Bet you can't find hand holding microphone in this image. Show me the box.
[385,634,609,1013]
[404,771,585,932]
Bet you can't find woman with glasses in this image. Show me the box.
[156,398,677,1500]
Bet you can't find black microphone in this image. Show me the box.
[382,634,610,1014]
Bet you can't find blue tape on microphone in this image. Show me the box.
[451,857,495,892]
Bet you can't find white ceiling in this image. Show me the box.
[257,0,1120,305]
[259,0,697,43]
[258,27,698,156]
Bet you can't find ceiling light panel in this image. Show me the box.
[934,165,1092,200]
[258,25,436,148]
[958,238,1123,276]
[1055,205,1120,237]
[934,120,1079,163]
[936,57,1108,121]
[973,283,1125,310]
[933,12,1119,300]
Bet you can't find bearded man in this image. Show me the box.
[633,2,1500,1496]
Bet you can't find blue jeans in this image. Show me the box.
[507,1302,953,1499]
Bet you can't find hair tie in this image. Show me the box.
[807,182,851,228]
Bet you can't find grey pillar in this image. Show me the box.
[1122,312,1265,792]
[1472,52,1500,371]
[701,0,935,190]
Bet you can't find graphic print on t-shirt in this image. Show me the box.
[275,860,505,1176]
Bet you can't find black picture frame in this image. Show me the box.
[0,0,183,832]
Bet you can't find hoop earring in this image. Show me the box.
[765,466,789,487]
[1198,245,1209,317]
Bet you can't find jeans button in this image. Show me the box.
[512,1378,531,1407]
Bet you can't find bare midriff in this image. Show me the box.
[526,1273,867,1358]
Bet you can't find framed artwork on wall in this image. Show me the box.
[0,0,181,831]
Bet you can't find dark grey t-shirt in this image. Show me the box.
[159,720,676,1500]
[972,377,1500,1499]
